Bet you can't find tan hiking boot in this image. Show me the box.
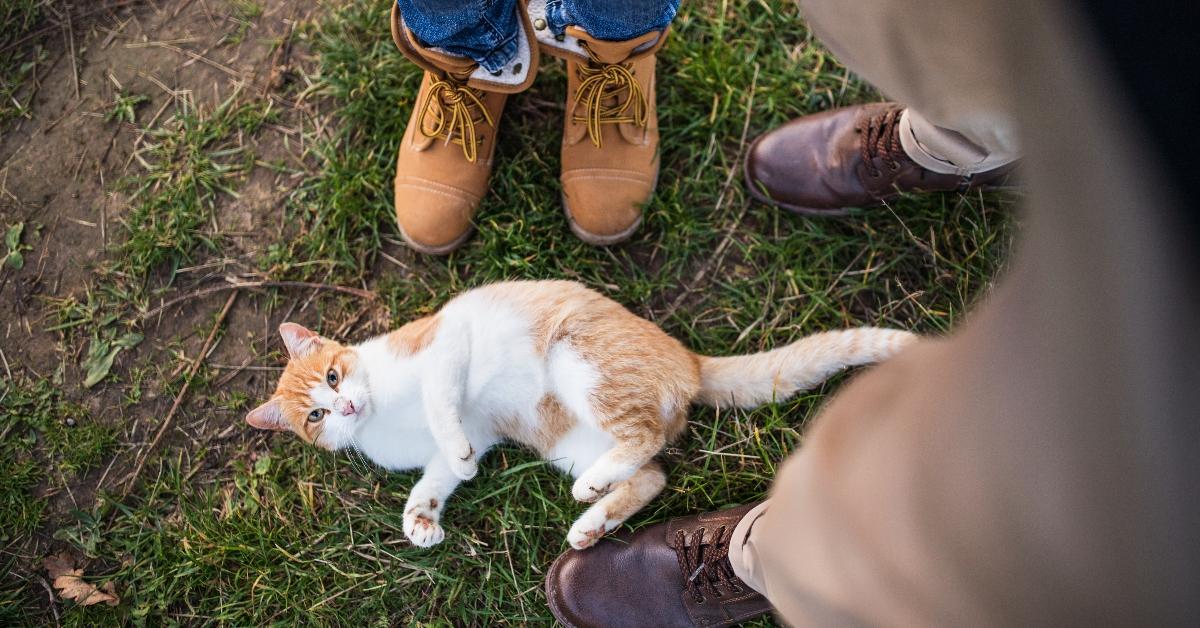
[389,3,537,254]
[530,5,669,245]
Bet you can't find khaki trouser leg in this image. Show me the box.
[798,0,1020,174]
[730,0,1199,625]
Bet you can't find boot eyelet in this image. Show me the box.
[555,34,565,42]
[512,63,523,74]
[533,18,547,30]
[490,69,502,77]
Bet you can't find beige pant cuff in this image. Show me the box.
[728,500,772,596]
[900,108,1019,176]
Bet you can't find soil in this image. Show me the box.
[0,0,391,578]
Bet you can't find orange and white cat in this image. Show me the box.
[246,280,915,549]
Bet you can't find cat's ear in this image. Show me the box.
[246,397,290,432]
[279,322,322,358]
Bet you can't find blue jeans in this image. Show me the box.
[396,0,680,73]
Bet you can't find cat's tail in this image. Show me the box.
[695,328,918,409]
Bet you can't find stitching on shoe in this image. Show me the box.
[561,172,652,186]
[395,177,481,202]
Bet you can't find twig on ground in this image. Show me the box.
[261,6,299,95]
[63,9,80,100]
[139,279,377,321]
[127,41,240,78]
[121,291,238,496]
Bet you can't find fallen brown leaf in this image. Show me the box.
[43,551,120,607]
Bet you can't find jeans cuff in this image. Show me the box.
[475,33,519,73]
[545,0,677,41]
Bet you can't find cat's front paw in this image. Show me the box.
[447,445,477,481]
[404,511,445,548]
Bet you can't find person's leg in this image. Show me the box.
[389,1,536,254]
[796,0,1018,171]
[528,0,678,245]
[545,0,679,41]
[743,0,1020,214]
[729,0,1199,624]
[395,0,520,73]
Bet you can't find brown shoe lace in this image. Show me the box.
[859,107,908,178]
[673,525,745,604]
[572,42,648,148]
[417,76,494,163]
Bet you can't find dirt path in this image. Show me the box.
[0,0,349,571]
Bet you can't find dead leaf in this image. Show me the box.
[43,551,120,607]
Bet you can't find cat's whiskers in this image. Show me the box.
[346,436,379,479]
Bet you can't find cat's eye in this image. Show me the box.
[307,409,325,422]
[326,369,339,387]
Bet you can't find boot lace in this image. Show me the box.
[859,107,907,178]
[572,42,648,148]
[673,525,745,604]
[417,77,493,163]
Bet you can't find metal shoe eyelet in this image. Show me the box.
[512,63,523,74]
[533,18,547,30]
[555,33,565,42]
[490,69,502,77]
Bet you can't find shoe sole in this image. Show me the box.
[562,165,659,246]
[544,549,581,628]
[397,222,475,256]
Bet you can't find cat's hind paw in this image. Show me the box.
[571,476,613,503]
[567,514,610,550]
[404,512,445,548]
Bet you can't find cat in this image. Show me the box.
[245,280,916,549]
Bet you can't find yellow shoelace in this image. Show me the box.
[572,48,647,148]
[417,77,493,162]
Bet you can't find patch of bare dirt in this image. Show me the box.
[0,0,391,575]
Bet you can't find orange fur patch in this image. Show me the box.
[387,315,441,356]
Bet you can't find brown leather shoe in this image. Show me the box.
[546,503,772,628]
[744,102,1016,215]
[389,3,537,254]
[531,8,668,245]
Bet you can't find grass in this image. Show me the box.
[0,0,46,123]
[1,0,1015,624]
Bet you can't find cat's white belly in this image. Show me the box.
[353,416,438,470]
[547,423,615,478]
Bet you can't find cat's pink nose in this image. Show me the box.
[338,400,356,416]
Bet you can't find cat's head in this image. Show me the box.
[244,323,371,451]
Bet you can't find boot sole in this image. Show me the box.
[562,165,659,246]
[397,222,475,256]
